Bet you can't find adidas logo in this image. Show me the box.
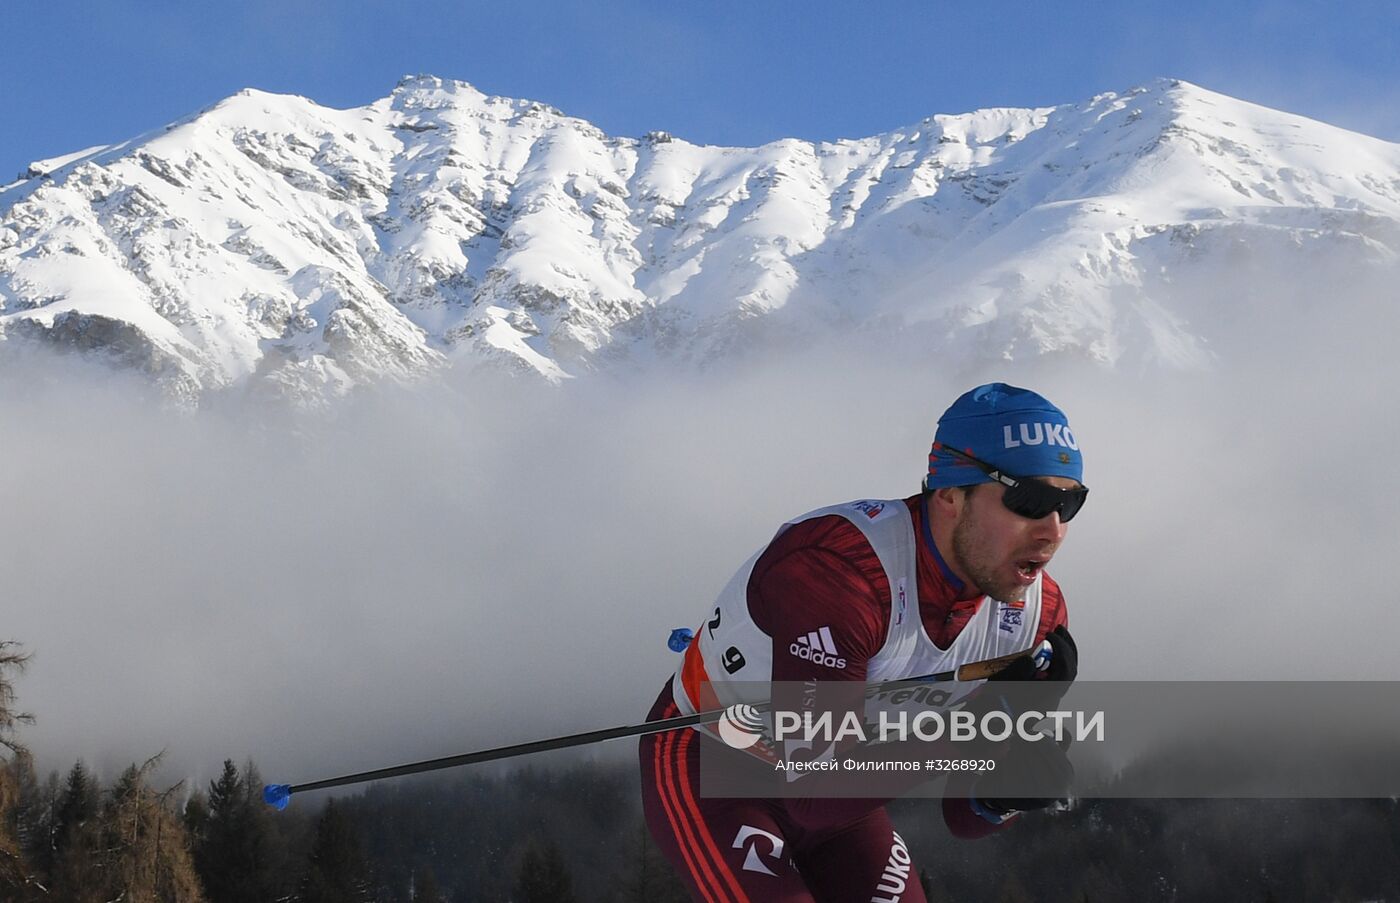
[790,626,848,670]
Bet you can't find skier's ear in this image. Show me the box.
[928,484,971,518]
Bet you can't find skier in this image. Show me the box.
[640,383,1085,902]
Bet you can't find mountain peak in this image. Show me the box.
[3,78,1398,405]
[393,74,485,99]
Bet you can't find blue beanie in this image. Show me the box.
[925,383,1083,489]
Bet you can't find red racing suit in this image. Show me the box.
[639,494,1067,902]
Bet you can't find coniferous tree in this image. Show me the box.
[22,768,60,885]
[512,834,577,903]
[46,775,104,903]
[300,799,374,903]
[6,752,45,869]
[52,761,100,860]
[0,756,31,897]
[184,788,209,850]
[191,758,277,903]
[45,760,107,900]
[2,751,43,898]
[0,643,36,899]
[51,757,205,903]
[96,758,207,903]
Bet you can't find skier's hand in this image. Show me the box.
[986,625,1077,684]
[969,625,1077,721]
[971,732,1074,821]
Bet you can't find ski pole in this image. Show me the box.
[263,639,1047,810]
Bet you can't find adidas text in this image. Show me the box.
[790,627,847,669]
[790,642,847,669]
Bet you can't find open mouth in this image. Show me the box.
[1015,559,1045,579]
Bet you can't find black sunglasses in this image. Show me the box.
[928,443,1089,523]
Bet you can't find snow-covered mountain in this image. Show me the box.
[2,76,1398,403]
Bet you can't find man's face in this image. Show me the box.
[949,477,1077,602]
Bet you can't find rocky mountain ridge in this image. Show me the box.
[3,76,1398,403]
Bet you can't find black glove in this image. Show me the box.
[966,624,1078,725]
[986,624,1078,684]
[964,626,1079,823]
[973,732,1075,818]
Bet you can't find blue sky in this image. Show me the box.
[4,0,1398,182]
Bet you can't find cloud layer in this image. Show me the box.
[3,257,1397,792]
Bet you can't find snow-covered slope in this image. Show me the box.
[3,76,1398,402]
